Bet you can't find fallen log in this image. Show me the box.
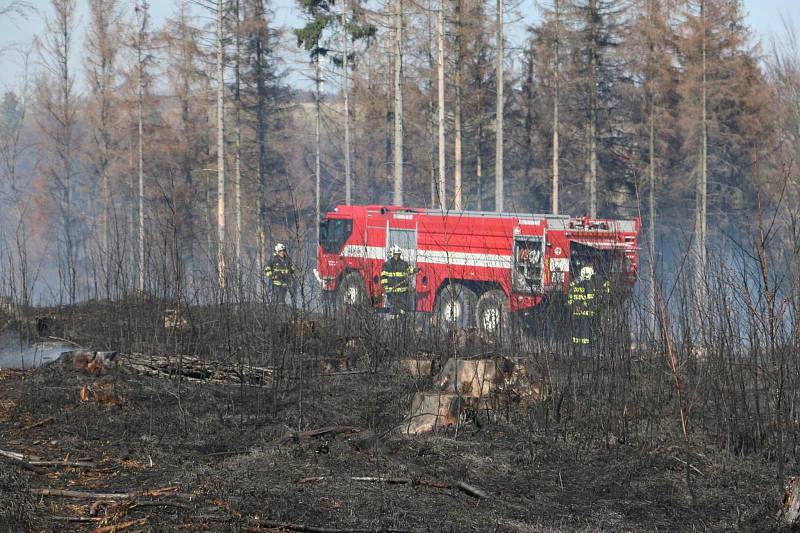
[280,425,363,444]
[246,521,411,533]
[302,425,362,439]
[132,500,192,511]
[30,459,95,468]
[0,450,45,474]
[120,353,273,387]
[32,488,135,500]
[296,475,487,499]
[0,448,33,461]
[49,516,103,523]
[22,416,55,430]
[30,487,195,501]
[299,476,411,485]
[49,350,275,387]
[1,448,94,468]
[455,481,488,499]
[91,518,148,533]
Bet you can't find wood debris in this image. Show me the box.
[404,356,546,434]
[297,475,487,499]
[52,350,274,386]
[782,476,800,525]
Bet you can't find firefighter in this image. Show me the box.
[265,243,295,304]
[568,264,598,350]
[380,245,417,315]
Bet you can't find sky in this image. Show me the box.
[0,0,798,94]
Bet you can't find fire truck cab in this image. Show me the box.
[317,205,639,334]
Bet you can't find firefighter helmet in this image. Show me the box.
[389,245,402,256]
[580,265,595,281]
[274,243,287,253]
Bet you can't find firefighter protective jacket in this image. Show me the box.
[568,278,611,317]
[265,254,294,287]
[380,257,415,293]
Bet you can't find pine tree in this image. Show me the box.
[676,0,770,306]
[460,0,495,210]
[131,0,152,294]
[627,0,680,336]
[565,0,628,216]
[242,0,286,268]
[294,0,376,207]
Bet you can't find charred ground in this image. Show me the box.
[0,300,787,532]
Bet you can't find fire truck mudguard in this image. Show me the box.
[317,205,640,335]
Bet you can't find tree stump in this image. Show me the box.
[396,356,433,377]
[435,358,506,398]
[403,392,470,435]
[57,350,119,375]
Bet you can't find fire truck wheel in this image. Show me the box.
[476,290,510,337]
[434,284,477,329]
[337,273,368,308]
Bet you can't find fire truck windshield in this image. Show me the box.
[319,218,353,254]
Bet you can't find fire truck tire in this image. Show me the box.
[434,284,477,329]
[337,273,368,308]
[476,290,510,337]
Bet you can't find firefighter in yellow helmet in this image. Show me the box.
[380,245,417,315]
[265,243,295,304]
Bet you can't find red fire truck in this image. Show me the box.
[316,205,639,333]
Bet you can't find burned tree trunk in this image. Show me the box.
[782,477,800,526]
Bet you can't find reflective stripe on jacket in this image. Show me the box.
[567,278,612,317]
[380,258,415,294]
[265,254,294,287]
[568,280,596,317]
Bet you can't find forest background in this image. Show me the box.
[0,0,798,307]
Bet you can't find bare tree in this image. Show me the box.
[453,0,463,211]
[215,0,226,291]
[36,0,79,303]
[630,0,675,337]
[393,0,404,205]
[0,2,35,57]
[694,0,708,309]
[342,1,352,205]
[85,0,122,298]
[249,0,271,272]
[315,57,322,245]
[494,0,504,211]
[586,0,598,217]
[133,1,150,294]
[0,1,32,16]
[0,50,35,305]
[234,0,243,276]
[425,0,436,208]
[436,0,446,210]
[162,0,208,286]
[552,0,560,214]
